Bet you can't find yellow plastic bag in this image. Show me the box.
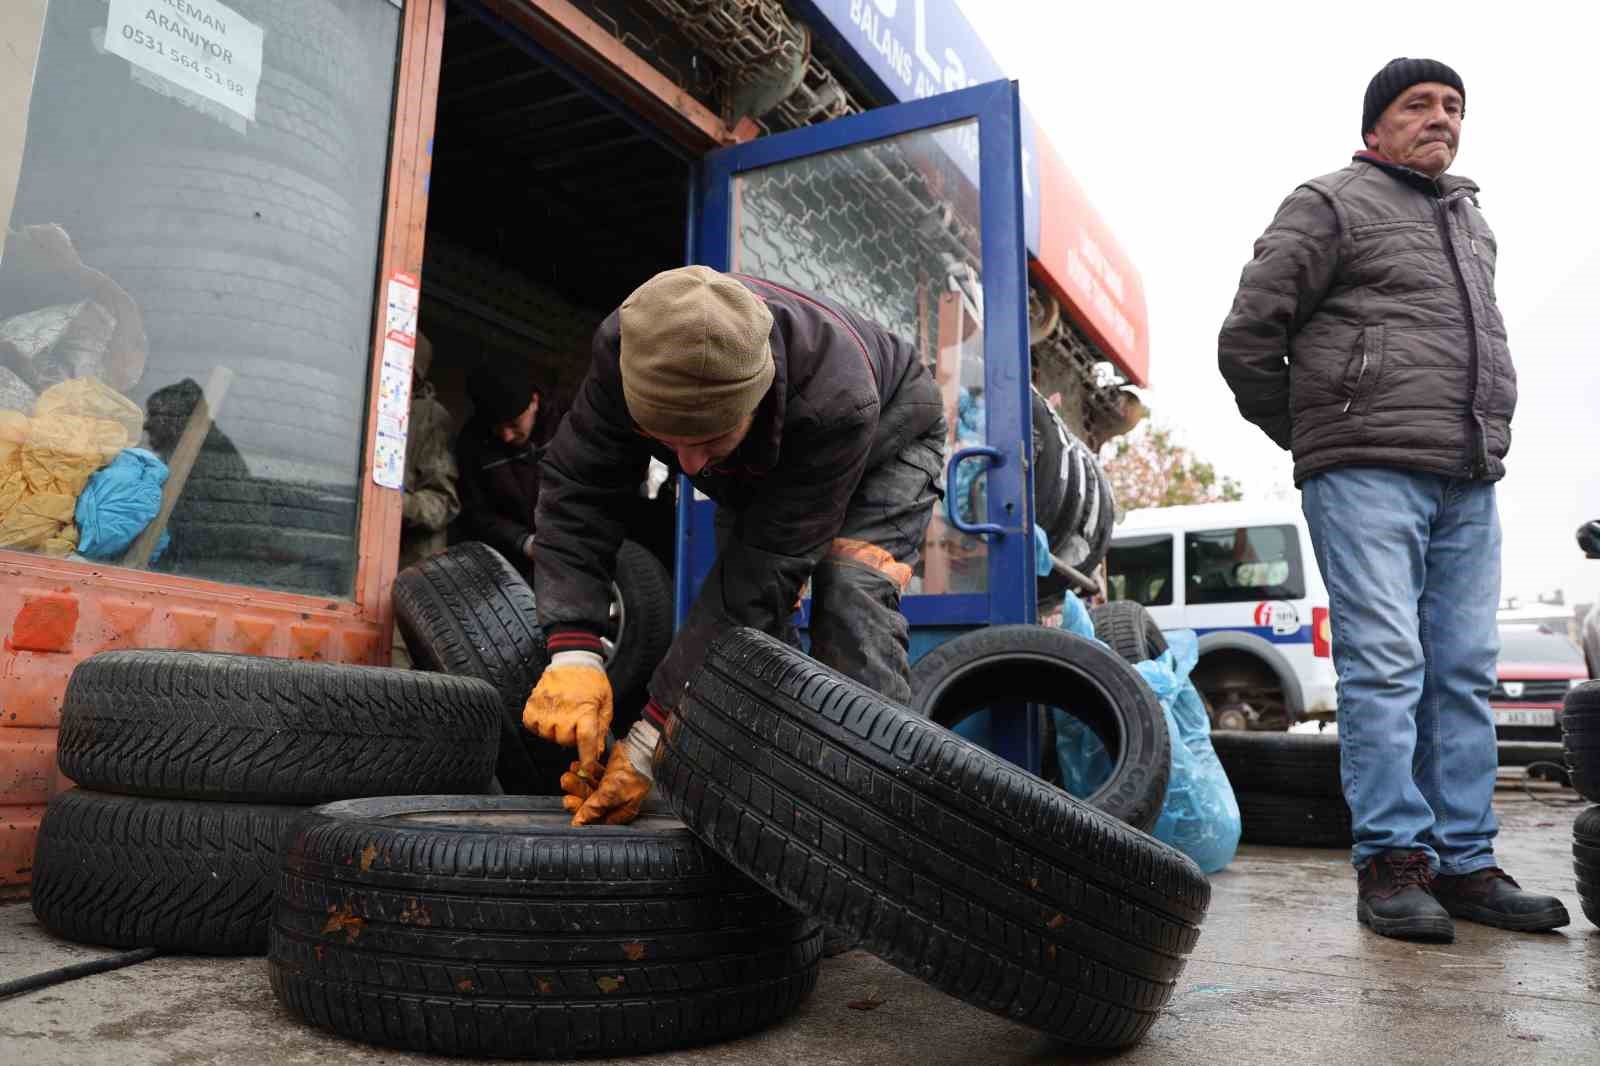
[21,414,127,497]
[33,377,144,443]
[0,411,27,519]
[0,490,75,551]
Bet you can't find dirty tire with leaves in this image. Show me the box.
[269,795,819,1058]
[31,789,304,954]
[56,652,501,804]
[655,628,1210,1049]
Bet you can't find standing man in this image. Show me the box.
[523,266,944,826]
[454,357,561,587]
[1219,58,1567,940]
[392,333,460,668]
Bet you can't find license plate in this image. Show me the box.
[1493,708,1556,727]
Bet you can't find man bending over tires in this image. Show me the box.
[522,266,946,825]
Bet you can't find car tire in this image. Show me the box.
[269,795,819,1058]
[605,540,675,736]
[1562,682,1600,803]
[1575,805,1600,928]
[1209,730,1343,797]
[1031,389,1068,536]
[31,789,303,954]
[910,624,1171,832]
[1048,440,1089,555]
[57,651,500,804]
[1090,601,1170,664]
[392,542,564,793]
[1235,790,1353,848]
[656,628,1209,1049]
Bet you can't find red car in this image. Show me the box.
[1492,625,1589,741]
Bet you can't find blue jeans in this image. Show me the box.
[1301,466,1501,874]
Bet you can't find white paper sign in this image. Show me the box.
[105,0,264,122]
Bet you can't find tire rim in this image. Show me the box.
[602,581,625,664]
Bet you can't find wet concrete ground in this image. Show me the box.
[1,777,1595,1066]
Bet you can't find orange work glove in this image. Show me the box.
[568,720,658,826]
[521,651,613,768]
[559,759,602,803]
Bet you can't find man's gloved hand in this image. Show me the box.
[566,719,658,826]
[522,650,612,768]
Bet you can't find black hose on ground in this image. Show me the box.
[0,947,162,1000]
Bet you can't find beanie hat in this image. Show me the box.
[1362,57,1465,136]
[467,358,536,425]
[619,266,775,439]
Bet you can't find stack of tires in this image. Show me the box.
[1028,389,1116,606]
[265,619,1211,1053]
[390,540,673,794]
[31,653,502,954]
[1562,682,1600,927]
[1210,732,1353,848]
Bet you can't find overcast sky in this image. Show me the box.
[959,0,1600,608]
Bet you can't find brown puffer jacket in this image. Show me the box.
[1218,154,1515,484]
[533,274,943,710]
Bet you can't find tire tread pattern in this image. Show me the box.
[656,629,1209,1049]
[56,652,500,804]
[31,789,302,954]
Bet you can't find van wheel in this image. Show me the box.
[1212,704,1251,732]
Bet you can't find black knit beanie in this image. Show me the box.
[467,358,537,425]
[1362,58,1465,136]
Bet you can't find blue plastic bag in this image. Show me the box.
[74,448,170,560]
[1053,597,1241,873]
[1136,632,1241,873]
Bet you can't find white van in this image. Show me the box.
[1105,501,1338,730]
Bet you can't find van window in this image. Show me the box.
[1107,534,1173,606]
[1186,524,1305,604]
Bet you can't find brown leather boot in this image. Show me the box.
[1356,849,1454,942]
[1431,867,1570,932]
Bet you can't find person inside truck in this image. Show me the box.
[452,357,563,588]
[521,265,946,826]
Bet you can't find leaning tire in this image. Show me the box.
[1209,730,1343,797]
[1575,805,1600,928]
[1031,389,1068,535]
[269,795,819,1058]
[605,540,675,735]
[1090,601,1170,664]
[909,625,1171,831]
[1563,682,1600,802]
[1235,790,1353,848]
[31,790,302,954]
[657,628,1209,1049]
[392,542,564,793]
[56,652,500,804]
